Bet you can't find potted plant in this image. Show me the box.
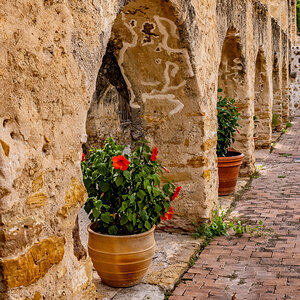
[81,138,181,287]
[217,89,244,195]
[253,115,259,145]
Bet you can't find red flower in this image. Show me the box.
[151,146,158,161]
[112,155,130,171]
[81,153,85,162]
[236,128,240,134]
[161,207,173,221]
[172,186,181,201]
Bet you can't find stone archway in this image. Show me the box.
[217,28,253,173]
[84,0,217,232]
[254,49,272,149]
[272,54,283,131]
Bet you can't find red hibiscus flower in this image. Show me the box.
[161,206,173,221]
[151,146,158,161]
[172,186,182,201]
[81,153,85,162]
[112,155,130,171]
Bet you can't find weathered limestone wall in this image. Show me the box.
[0,0,294,299]
[272,18,283,131]
[290,46,300,116]
[0,0,124,299]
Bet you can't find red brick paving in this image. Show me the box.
[170,117,300,300]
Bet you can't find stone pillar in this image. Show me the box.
[0,0,122,298]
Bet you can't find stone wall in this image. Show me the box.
[290,46,300,116]
[0,0,294,299]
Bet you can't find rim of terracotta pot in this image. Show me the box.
[88,223,155,239]
[217,150,244,162]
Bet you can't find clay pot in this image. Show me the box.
[87,223,155,287]
[217,150,244,196]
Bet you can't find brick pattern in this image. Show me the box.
[171,117,300,300]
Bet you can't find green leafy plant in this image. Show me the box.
[193,207,265,239]
[279,153,292,157]
[286,122,292,128]
[193,209,228,239]
[217,89,241,157]
[253,115,259,137]
[81,138,181,235]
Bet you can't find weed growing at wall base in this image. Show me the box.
[193,207,266,240]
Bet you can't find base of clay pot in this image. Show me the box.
[88,224,155,288]
[218,151,244,196]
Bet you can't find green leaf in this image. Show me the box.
[120,214,128,225]
[153,174,160,186]
[116,176,124,187]
[163,184,170,194]
[108,225,118,235]
[119,201,129,212]
[128,194,134,203]
[84,200,93,214]
[123,170,131,180]
[92,208,100,219]
[137,189,146,200]
[143,180,150,190]
[145,221,151,230]
[141,210,148,221]
[132,213,136,226]
[126,223,134,233]
[154,204,162,213]
[101,212,111,224]
[99,182,110,192]
[127,210,133,221]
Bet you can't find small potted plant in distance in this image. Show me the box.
[217,89,244,195]
[81,138,181,287]
[253,115,259,145]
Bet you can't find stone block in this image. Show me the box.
[0,236,65,290]
[187,156,208,168]
[26,192,47,208]
[32,174,44,193]
[57,177,87,218]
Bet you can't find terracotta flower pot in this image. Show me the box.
[87,223,155,287]
[217,150,244,196]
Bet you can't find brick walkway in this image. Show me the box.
[170,117,300,300]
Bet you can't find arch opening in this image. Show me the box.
[217,28,253,173]
[81,0,211,234]
[254,49,271,149]
[281,60,289,123]
[272,54,283,131]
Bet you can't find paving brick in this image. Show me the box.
[172,118,300,299]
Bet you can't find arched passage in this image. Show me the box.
[282,60,289,123]
[218,28,253,173]
[254,49,272,149]
[83,0,216,229]
[272,54,283,131]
